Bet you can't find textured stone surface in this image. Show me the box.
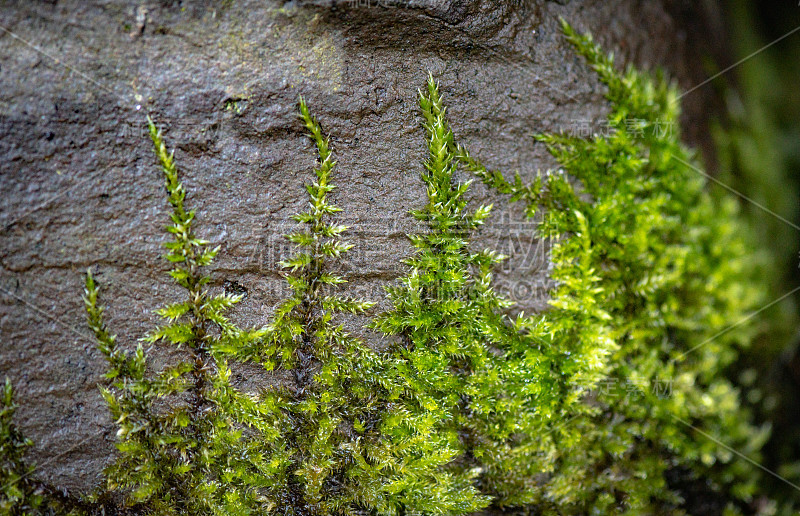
[0,0,723,496]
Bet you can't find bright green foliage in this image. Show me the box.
[50,25,772,514]
[369,78,489,514]
[234,98,407,515]
[0,378,46,515]
[459,19,767,514]
[458,105,615,510]
[84,118,274,515]
[371,77,565,511]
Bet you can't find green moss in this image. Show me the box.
[85,118,274,514]
[0,17,775,516]
[370,77,499,513]
[457,18,768,515]
[233,98,404,514]
[0,379,90,514]
[371,76,607,511]
[0,378,46,514]
[223,97,249,114]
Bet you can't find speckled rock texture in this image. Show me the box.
[0,0,725,498]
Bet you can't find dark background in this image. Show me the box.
[715,0,800,511]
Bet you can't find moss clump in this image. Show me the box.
[370,77,496,513]
[85,118,275,514]
[373,77,604,511]
[0,17,772,516]
[0,379,91,514]
[0,378,47,515]
[458,19,767,515]
[235,98,401,514]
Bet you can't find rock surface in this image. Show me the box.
[0,0,724,496]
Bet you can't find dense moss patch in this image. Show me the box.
[459,19,767,514]
[0,20,771,516]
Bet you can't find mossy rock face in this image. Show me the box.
[0,0,725,498]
